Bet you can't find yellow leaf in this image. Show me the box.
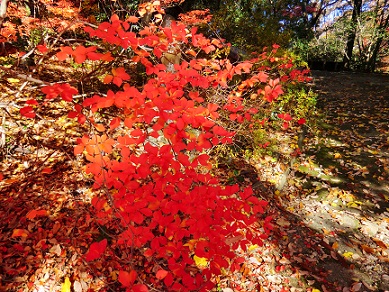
[334,153,342,159]
[193,255,208,269]
[312,289,321,292]
[7,78,20,83]
[248,244,259,251]
[61,277,71,292]
[343,251,353,258]
[347,202,359,208]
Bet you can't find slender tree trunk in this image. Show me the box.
[367,38,383,72]
[367,12,389,72]
[343,0,362,69]
[0,0,8,22]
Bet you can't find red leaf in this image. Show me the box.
[36,44,48,53]
[56,46,73,61]
[213,125,228,136]
[119,270,137,287]
[164,272,174,287]
[257,71,268,82]
[197,154,210,166]
[113,67,130,81]
[42,167,52,174]
[113,76,123,87]
[41,83,78,101]
[127,16,139,23]
[143,248,154,257]
[85,239,107,261]
[73,46,89,64]
[111,14,120,22]
[132,284,148,292]
[26,209,48,219]
[110,117,121,130]
[156,269,168,280]
[42,84,60,99]
[132,211,144,224]
[59,84,78,102]
[20,106,36,118]
[103,75,113,84]
[277,113,292,121]
[297,118,306,125]
[68,111,78,118]
[25,99,39,105]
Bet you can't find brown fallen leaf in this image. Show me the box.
[372,238,387,249]
[360,244,375,254]
[378,256,389,263]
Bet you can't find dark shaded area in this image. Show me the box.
[308,60,345,72]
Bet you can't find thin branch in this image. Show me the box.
[0,65,51,86]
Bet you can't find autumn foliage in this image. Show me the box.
[19,5,310,291]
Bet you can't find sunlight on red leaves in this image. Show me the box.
[156,269,169,280]
[25,11,312,290]
[42,83,78,102]
[85,239,107,262]
[103,67,130,87]
[118,270,137,287]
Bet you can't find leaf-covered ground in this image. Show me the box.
[247,70,389,292]
[1,62,389,291]
[213,71,389,292]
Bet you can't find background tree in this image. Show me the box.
[343,0,363,69]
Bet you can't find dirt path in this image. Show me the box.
[279,70,389,291]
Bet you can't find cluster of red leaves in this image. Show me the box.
[19,10,310,291]
[179,9,213,25]
[1,0,86,45]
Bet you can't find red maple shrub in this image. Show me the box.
[20,6,310,290]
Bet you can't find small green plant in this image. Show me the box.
[252,127,278,157]
[276,88,317,121]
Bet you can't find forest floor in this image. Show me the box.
[1,66,389,292]
[233,70,389,292]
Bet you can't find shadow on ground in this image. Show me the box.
[279,70,389,291]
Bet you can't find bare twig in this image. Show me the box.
[0,65,51,86]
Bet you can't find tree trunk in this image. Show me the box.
[367,13,389,72]
[343,0,362,69]
[0,0,8,21]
